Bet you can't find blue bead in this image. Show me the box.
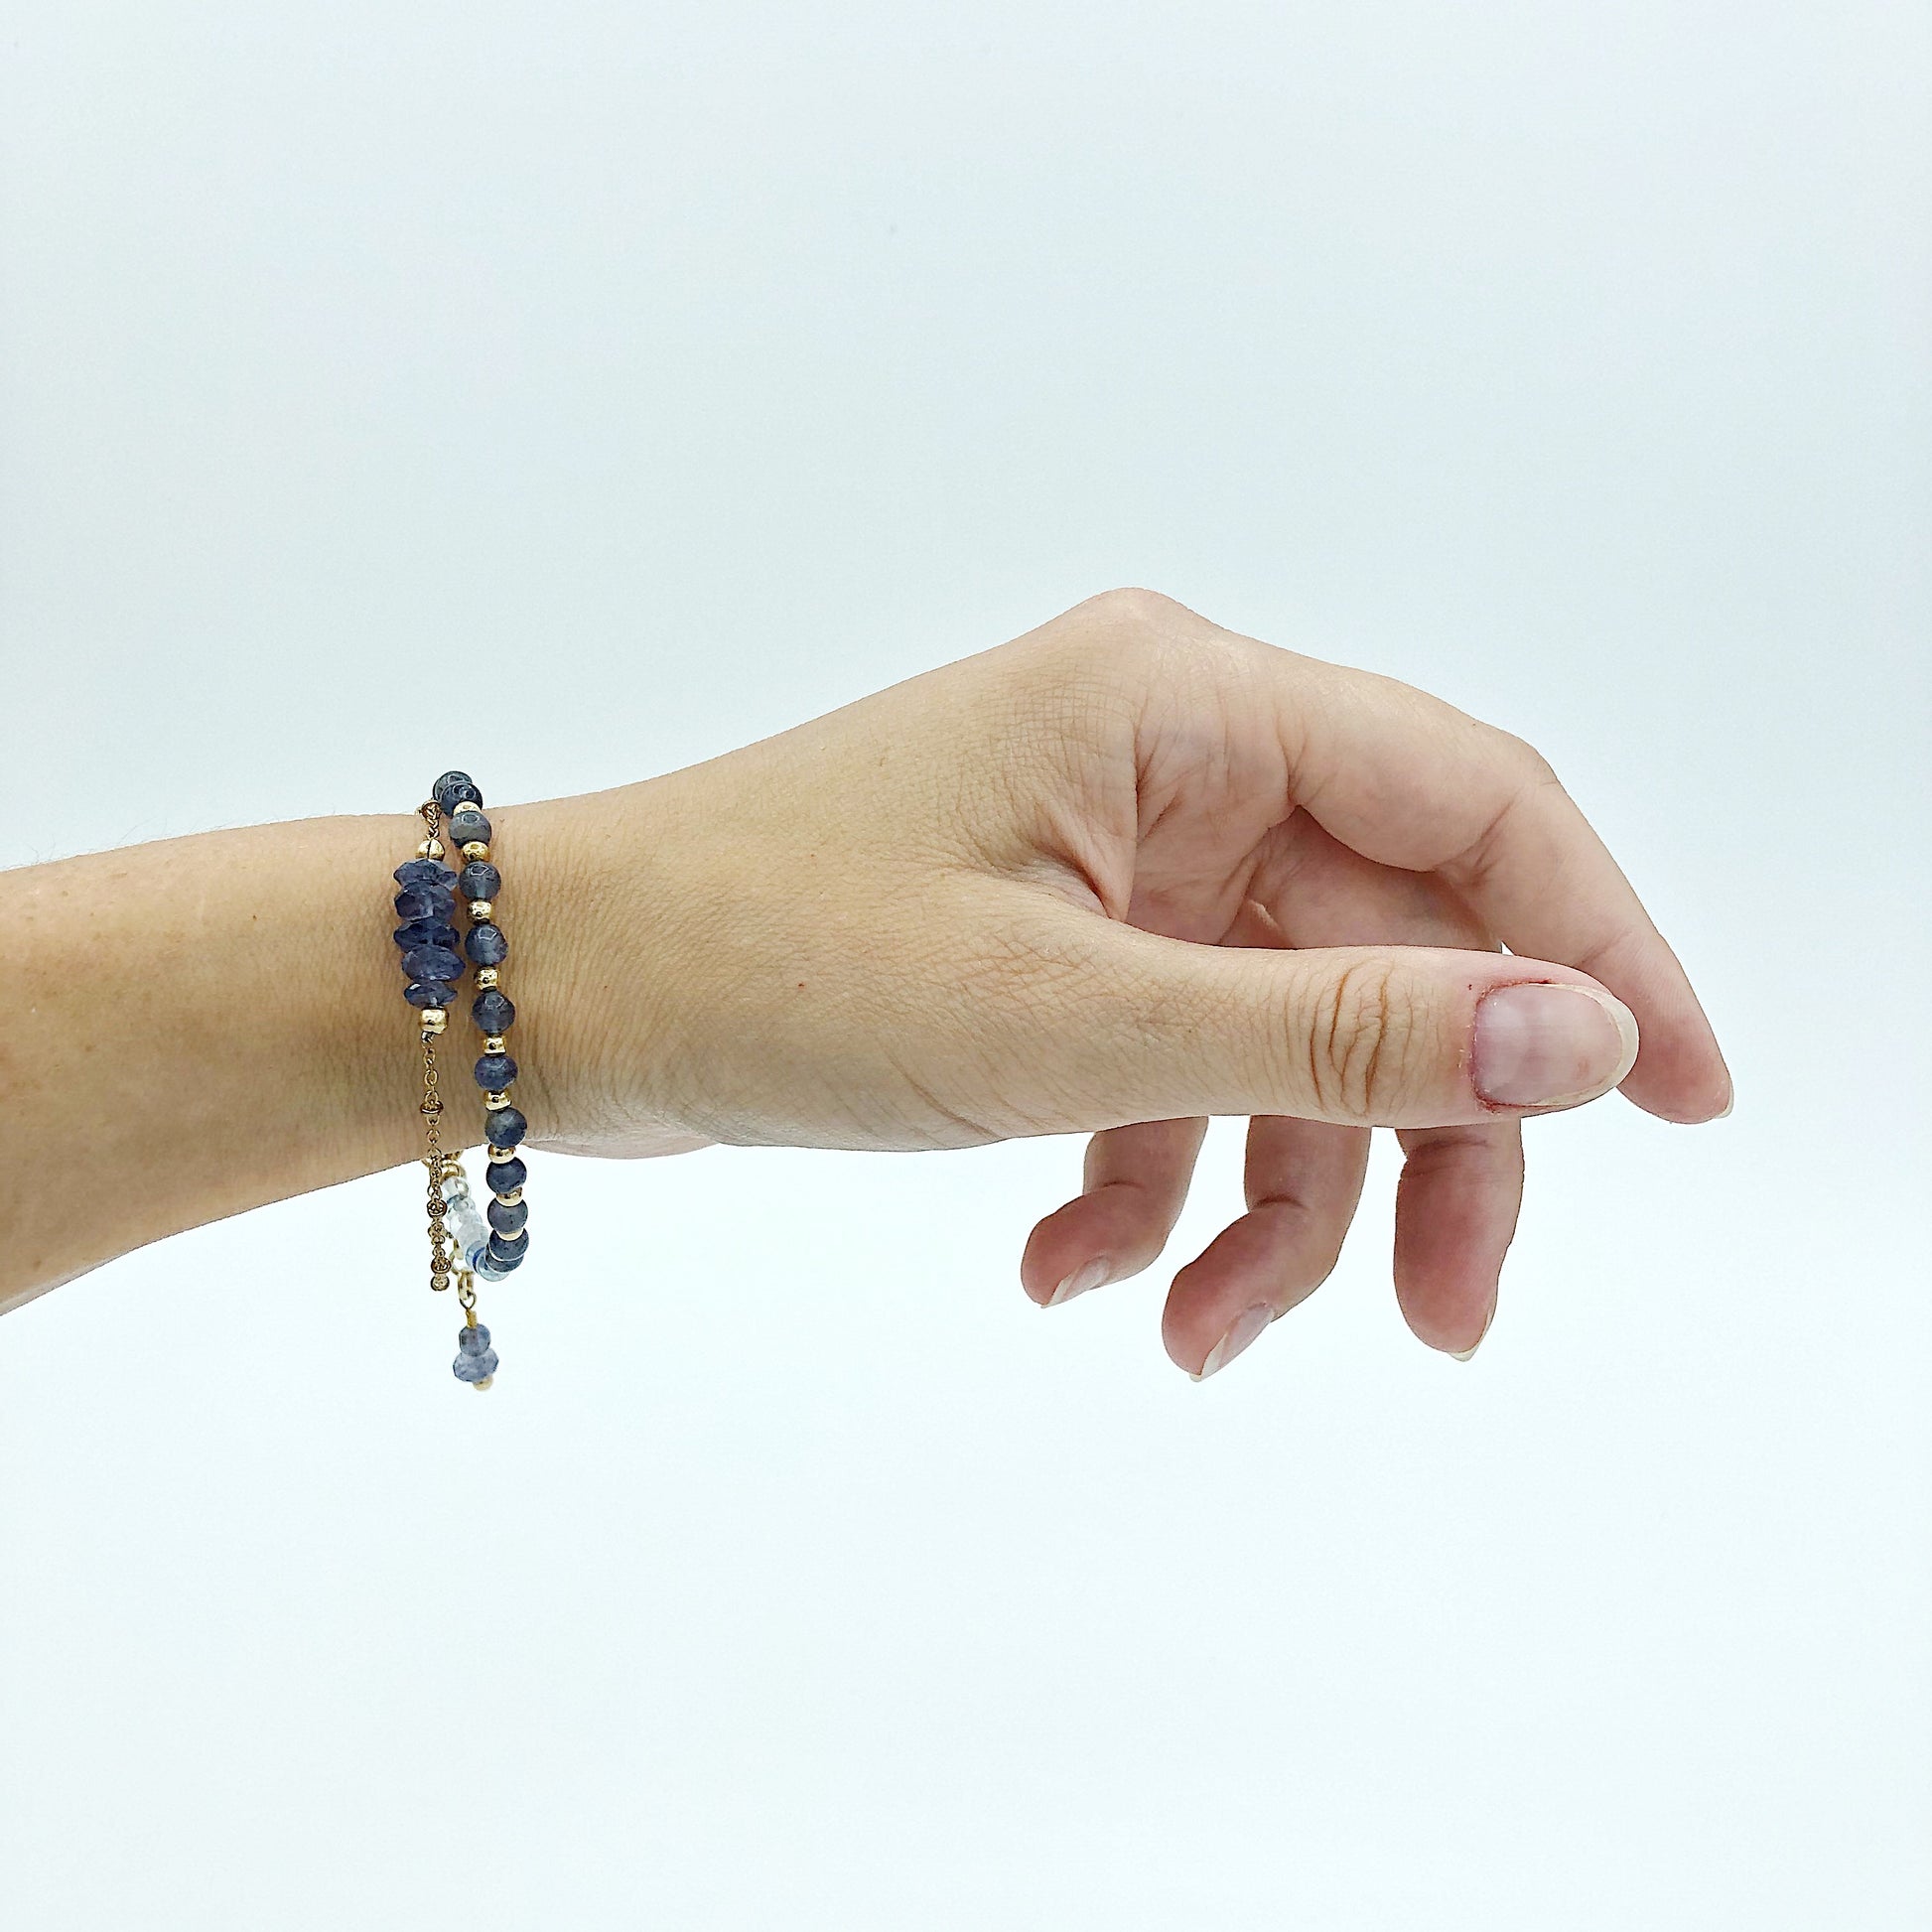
[432,770,483,814]
[486,1154,527,1193]
[465,923,508,967]
[402,945,466,985]
[405,979,459,1010]
[473,1254,515,1282]
[458,1321,492,1356]
[394,886,456,924]
[475,1050,517,1090]
[483,1105,527,1147]
[471,989,516,1035]
[393,920,460,953]
[447,808,491,847]
[458,861,501,901]
[394,858,458,890]
[453,1347,499,1383]
[486,1230,527,1264]
[487,1196,528,1235]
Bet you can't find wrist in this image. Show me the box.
[486,779,714,1158]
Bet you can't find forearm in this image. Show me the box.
[0,795,612,1312]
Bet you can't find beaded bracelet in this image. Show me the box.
[390,768,530,1389]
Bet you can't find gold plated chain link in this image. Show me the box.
[422,1033,456,1292]
[415,797,474,1305]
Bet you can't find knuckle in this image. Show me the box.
[1044,589,1249,706]
[1079,585,1187,630]
[1302,957,1417,1121]
[1496,728,1560,789]
[1062,588,1251,695]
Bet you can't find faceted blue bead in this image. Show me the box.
[457,1321,492,1357]
[475,1051,517,1091]
[453,1347,499,1383]
[473,1254,515,1283]
[433,770,483,815]
[394,886,456,924]
[465,923,508,967]
[483,1105,527,1147]
[393,919,460,953]
[394,858,458,890]
[447,808,491,847]
[487,1196,528,1236]
[486,1230,528,1264]
[485,1154,528,1193]
[471,989,516,1035]
[402,945,466,985]
[405,979,459,1010]
[458,861,501,901]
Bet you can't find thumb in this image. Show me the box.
[1002,914,1640,1132]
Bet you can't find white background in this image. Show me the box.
[2,4,1927,1927]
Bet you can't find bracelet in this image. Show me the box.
[390,767,530,1389]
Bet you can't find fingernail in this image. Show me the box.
[1190,1302,1276,1381]
[1472,983,1638,1109]
[1449,1305,1495,1362]
[1046,1258,1111,1307]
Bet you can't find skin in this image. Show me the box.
[0,590,1731,1373]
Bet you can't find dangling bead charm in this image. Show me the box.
[454,1316,498,1390]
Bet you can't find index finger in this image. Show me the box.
[1245,641,1732,1124]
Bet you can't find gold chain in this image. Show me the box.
[415,797,473,1305]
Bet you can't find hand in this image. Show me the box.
[530,589,1731,1375]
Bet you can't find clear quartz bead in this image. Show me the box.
[439,1173,491,1272]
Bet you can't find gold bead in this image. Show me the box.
[483,1035,506,1054]
[416,836,446,861]
[485,1091,511,1109]
[494,1186,523,1204]
[470,1374,494,1392]
[468,899,493,922]
[487,1145,515,1161]
[474,967,498,988]
[420,1011,447,1035]
[462,841,490,862]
